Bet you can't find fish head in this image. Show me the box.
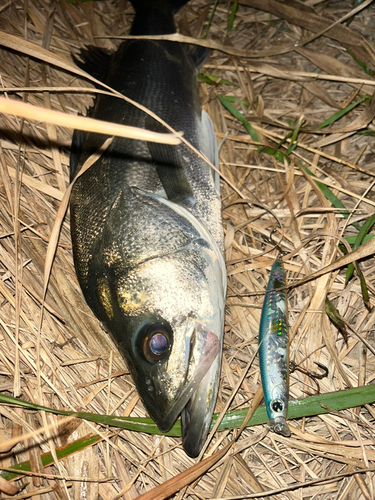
[267,384,290,437]
[104,249,224,455]
[90,193,226,457]
[271,416,291,437]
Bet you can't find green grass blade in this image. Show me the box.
[317,98,366,130]
[0,434,102,481]
[198,73,237,86]
[217,88,363,236]
[347,49,374,76]
[346,213,375,282]
[3,386,373,486]
[218,94,260,143]
[260,146,286,163]
[0,393,161,434]
[357,264,371,310]
[299,163,361,230]
[358,129,375,136]
[355,213,375,243]
[204,0,219,37]
[218,96,300,162]
[325,297,348,342]
[273,130,293,151]
[227,0,238,33]
[215,384,375,431]
[1,385,375,438]
[286,142,298,155]
[286,119,304,155]
[219,95,249,107]
[345,234,374,245]
[216,95,367,234]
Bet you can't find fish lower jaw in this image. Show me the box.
[268,416,291,437]
[147,326,221,453]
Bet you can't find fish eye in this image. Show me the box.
[142,323,171,363]
[271,399,284,413]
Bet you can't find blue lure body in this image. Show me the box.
[259,257,291,437]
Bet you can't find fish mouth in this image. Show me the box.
[269,416,291,437]
[180,352,221,457]
[156,323,221,456]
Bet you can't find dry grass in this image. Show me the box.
[0,0,374,498]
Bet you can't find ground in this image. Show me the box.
[0,0,374,499]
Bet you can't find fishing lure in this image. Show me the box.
[259,255,291,437]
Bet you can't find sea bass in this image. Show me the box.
[259,256,290,438]
[70,0,226,457]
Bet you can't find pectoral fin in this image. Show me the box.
[188,45,211,69]
[145,115,195,206]
[201,110,220,196]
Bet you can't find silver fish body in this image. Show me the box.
[70,0,226,457]
[259,257,290,437]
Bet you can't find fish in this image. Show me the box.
[69,0,226,457]
[258,255,291,438]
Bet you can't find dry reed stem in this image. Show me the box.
[0,97,182,145]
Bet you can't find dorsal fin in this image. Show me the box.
[70,128,83,181]
[129,0,189,15]
[201,110,220,196]
[72,45,112,83]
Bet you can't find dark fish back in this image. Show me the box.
[70,0,222,298]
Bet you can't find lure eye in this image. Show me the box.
[142,323,171,363]
[271,399,284,413]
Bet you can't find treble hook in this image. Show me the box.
[307,361,329,380]
[263,229,287,258]
[290,361,329,395]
